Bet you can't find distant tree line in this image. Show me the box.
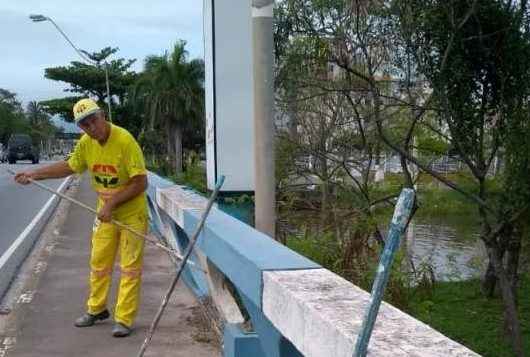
[0,88,58,148]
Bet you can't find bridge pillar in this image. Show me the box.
[223,324,264,357]
[241,294,303,357]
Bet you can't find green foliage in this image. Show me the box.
[275,133,300,189]
[42,47,137,124]
[220,194,254,205]
[412,171,483,220]
[174,157,207,194]
[132,40,205,173]
[275,1,530,353]
[0,93,57,147]
[0,89,29,144]
[25,101,57,144]
[416,187,478,225]
[415,126,450,158]
[287,232,342,271]
[133,41,204,134]
[149,152,207,194]
[408,276,530,357]
[502,108,530,229]
[394,4,530,350]
[45,47,137,104]
[145,158,172,177]
[39,96,83,122]
[139,128,165,164]
[286,229,424,310]
[397,0,530,207]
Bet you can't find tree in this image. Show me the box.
[44,47,137,104]
[26,101,56,153]
[39,97,84,122]
[132,41,204,174]
[274,0,422,244]
[391,1,530,354]
[273,1,433,299]
[275,1,530,354]
[42,47,138,129]
[0,89,28,144]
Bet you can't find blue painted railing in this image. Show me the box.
[146,173,480,357]
[147,173,316,356]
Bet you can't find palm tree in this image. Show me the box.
[132,41,204,174]
[27,101,47,126]
[26,101,56,156]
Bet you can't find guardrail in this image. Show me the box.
[146,172,480,357]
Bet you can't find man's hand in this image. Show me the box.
[12,161,75,185]
[97,201,115,223]
[14,171,36,185]
[95,175,146,223]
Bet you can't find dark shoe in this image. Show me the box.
[74,309,110,327]
[112,322,132,337]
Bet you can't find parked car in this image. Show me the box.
[7,134,39,164]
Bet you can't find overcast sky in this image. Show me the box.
[0,1,203,106]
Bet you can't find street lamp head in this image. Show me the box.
[29,14,48,22]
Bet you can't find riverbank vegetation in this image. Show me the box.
[273,1,530,355]
[409,277,530,357]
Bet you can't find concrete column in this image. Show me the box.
[252,0,276,238]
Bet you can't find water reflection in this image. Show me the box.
[404,220,485,282]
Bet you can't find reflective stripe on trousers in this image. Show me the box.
[87,214,147,327]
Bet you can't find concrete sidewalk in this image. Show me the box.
[0,176,219,357]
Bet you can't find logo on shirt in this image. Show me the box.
[92,164,119,188]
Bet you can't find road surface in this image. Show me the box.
[0,161,66,256]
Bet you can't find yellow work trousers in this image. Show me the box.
[87,214,147,327]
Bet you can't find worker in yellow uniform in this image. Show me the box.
[14,98,148,337]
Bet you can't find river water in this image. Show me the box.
[404,219,485,282]
[280,213,486,283]
[237,202,486,282]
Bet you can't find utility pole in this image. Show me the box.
[252,0,276,238]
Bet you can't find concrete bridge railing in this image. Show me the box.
[146,172,480,357]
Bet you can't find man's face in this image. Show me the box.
[78,111,107,141]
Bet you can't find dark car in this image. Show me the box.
[7,134,39,164]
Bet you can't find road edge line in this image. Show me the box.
[0,176,72,299]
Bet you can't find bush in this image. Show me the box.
[147,150,207,194]
[285,221,425,310]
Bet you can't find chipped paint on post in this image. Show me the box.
[390,188,415,227]
[354,188,415,357]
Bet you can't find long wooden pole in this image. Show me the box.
[5,168,205,272]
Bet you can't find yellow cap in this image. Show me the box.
[73,98,101,123]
